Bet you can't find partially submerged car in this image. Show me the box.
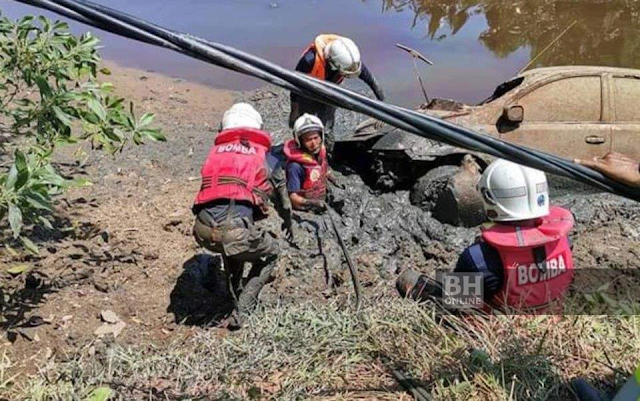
[335,66,640,226]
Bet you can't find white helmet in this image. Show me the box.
[293,113,324,146]
[325,37,362,77]
[477,159,549,222]
[221,102,263,130]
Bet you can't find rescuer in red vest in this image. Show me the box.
[397,159,575,314]
[192,103,293,328]
[290,34,385,153]
[284,114,332,212]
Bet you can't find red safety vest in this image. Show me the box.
[301,34,345,84]
[481,206,574,313]
[194,128,273,208]
[283,139,328,200]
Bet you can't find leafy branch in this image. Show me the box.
[0,14,165,251]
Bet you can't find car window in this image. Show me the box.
[479,77,525,105]
[613,76,640,122]
[517,76,601,122]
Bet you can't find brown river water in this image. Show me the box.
[2,0,640,106]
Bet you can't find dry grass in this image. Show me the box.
[6,295,638,400]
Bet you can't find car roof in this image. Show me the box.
[518,66,640,80]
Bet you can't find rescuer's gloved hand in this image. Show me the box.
[373,119,386,130]
[281,219,294,244]
[305,199,327,213]
[327,174,345,190]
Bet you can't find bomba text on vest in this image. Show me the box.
[217,143,257,155]
[515,255,567,286]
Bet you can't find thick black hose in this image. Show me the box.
[327,212,363,311]
[76,2,593,180]
[12,0,640,201]
[79,1,632,197]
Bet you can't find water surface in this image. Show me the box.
[2,0,639,106]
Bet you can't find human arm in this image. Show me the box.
[454,243,504,301]
[267,156,294,242]
[295,49,315,74]
[286,162,327,212]
[289,98,300,128]
[358,63,385,101]
[326,170,345,189]
[290,192,326,213]
[575,152,640,188]
[289,50,317,127]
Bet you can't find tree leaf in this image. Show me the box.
[38,216,53,230]
[7,264,30,275]
[8,204,23,239]
[53,106,74,127]
[99,67,111,76]
[20,237,39,255]
[140,128,166,142]
[129,101,135,123]
[38,15,51,32]
[14,150,27,172]
[87,98,107,121]
[87,386,113,401]
[14,150,29,191]
[53,21,69,31]
[5,165,18,190]
[4,245,19,257]
[138,113,154,127]
[25,191,52,211]
[35,76,52,98]
[103,128,122,143]
[69,178,92,188]
[80,33,100,49]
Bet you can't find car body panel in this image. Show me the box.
[608,73,640,157]
[335,66,639,188]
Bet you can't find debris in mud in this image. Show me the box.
[100,310,120,324]
[95,316,126,338]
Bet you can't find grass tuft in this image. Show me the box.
[12,298,640,400]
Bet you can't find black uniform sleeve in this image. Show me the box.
[290,50,316,104]
[454,243,504,301]
[295,49,316,74]
[358,63,385,101]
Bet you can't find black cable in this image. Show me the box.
[12,0,640,201]
[41,0,640,197]
[326,212,363,311]
[83,1,631,197]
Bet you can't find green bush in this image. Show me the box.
[0,14,164,250]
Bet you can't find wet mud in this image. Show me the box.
[241,86,640,309]
[1,69,638,380]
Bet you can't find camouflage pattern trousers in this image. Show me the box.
[193,212,278,316]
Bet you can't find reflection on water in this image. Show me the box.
[384,0,640,69]
[2,0,640,105]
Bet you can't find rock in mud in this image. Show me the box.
[94,320,126,338]
[100,310,120,324]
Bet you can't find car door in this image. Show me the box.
[499,75,612,160]
[610,74,640,160]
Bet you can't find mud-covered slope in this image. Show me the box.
[1,75,638,387]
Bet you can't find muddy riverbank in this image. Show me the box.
[1,62,638,399]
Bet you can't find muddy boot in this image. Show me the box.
[223,257,244,309]
[218,310,243,331]
[397,269,443,301]
[237,256,276,316]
